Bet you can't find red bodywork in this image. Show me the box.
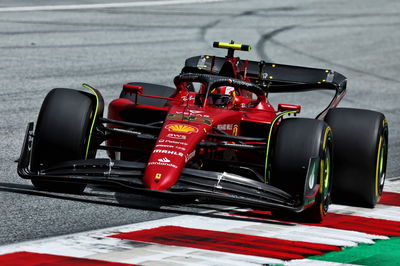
[15,42,349,219]
[106,59,288,191]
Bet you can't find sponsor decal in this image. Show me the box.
[181,95,195,102]
[217,124,233,131]
[166,124,198,134]
[167,114,213,126]
[176,146,186,151]
[158,157,171,163]
[166,133,187,140]
[185,150,196,163]
[155,144,174,149]
[166,139,187,145]
[158,139,188,146]
[232,124,238,136]
[196,55,208,69]
[27,129,34,151]
[176,110,210,117]
[153,149,184,157]
[147,162,178,169]
[156,144,186,151]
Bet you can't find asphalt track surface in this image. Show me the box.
[0,0,399,246]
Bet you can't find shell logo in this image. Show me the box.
[166,124,198,134]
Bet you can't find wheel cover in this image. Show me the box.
[376,134,387,198]
[320,128,332,216]
[321,147,331,214]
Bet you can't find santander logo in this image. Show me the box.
[158,157,171,163]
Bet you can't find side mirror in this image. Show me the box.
[278,104,301,114]
[123,84,143,95]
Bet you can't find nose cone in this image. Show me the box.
[143,122,205,191]
[143,167,181,191]
[143,149,186,191]
[143,105,222,191]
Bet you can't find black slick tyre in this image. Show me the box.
[325,108,388,207]
[30,88,97,193]
[270,118,333,222]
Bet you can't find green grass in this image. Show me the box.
[309,237,400,265]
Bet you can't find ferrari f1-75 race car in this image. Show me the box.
[18,42,388,222]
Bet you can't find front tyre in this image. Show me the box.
[270,118,333,222]
[31,88,98,193]
[325,108,388,207]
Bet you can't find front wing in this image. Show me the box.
[18,122,319,212]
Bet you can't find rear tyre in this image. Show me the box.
[31,88,97,193]
[325,108,388,207]
[270,118,333,222]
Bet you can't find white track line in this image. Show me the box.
[0,0,226,12]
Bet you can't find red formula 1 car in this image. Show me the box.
[18,42,388,222]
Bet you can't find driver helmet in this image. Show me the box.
[216,86,236,96]
[209,86,236,107]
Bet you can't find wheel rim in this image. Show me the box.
[376,134,387,197]
[321,146,331,214]
[318,127,332,217]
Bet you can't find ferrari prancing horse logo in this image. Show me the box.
[154,173,162,181]
[166,124,199,134]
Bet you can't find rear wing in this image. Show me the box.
[183,55,346,92]
[182,55,347,119]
